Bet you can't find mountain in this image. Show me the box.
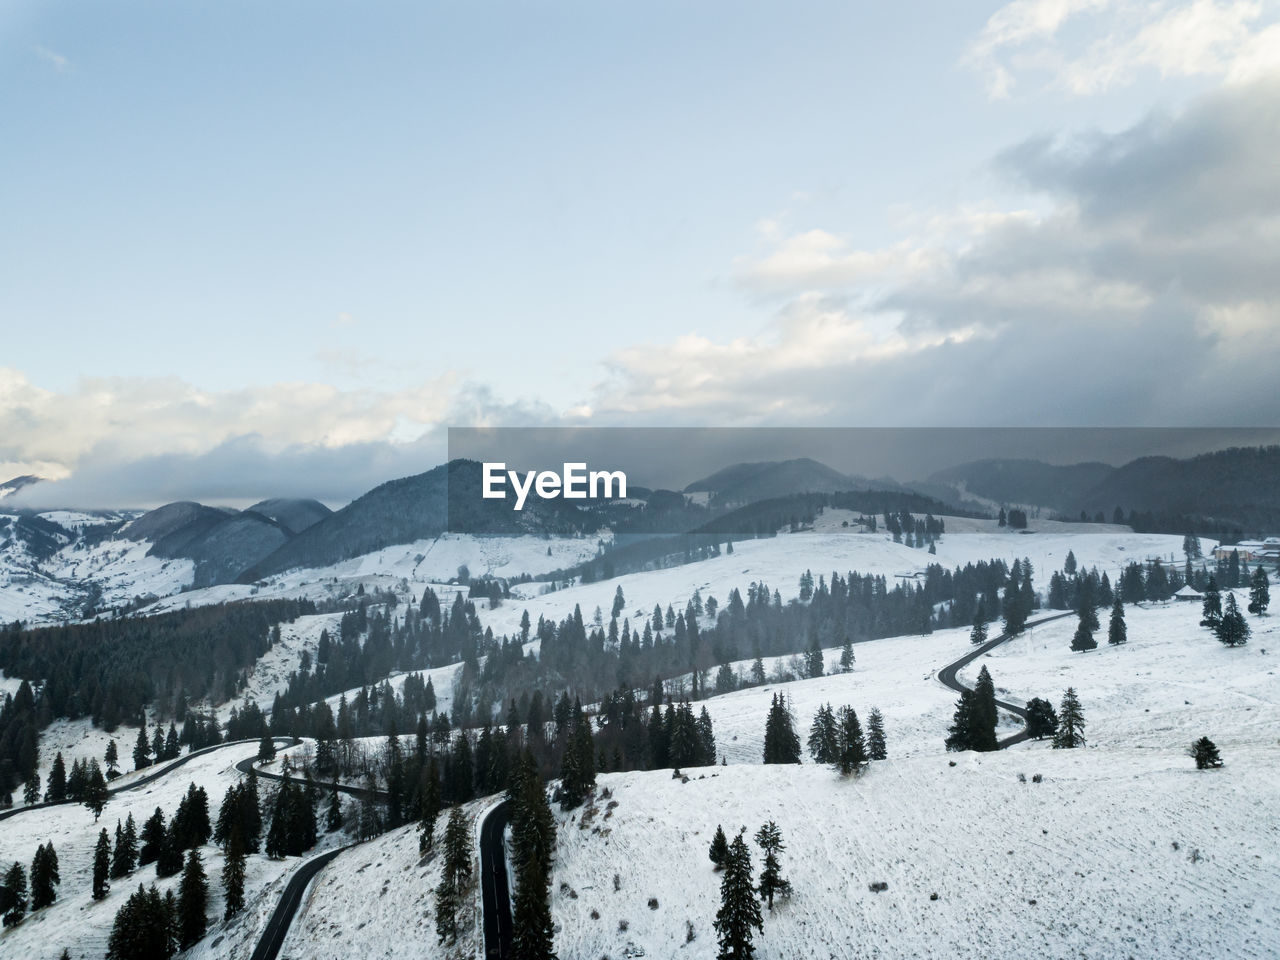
[123,502,290,588]
[684,458,877,504]
[0,475,42,500]
[922,459,1116,513]
[247,498,332,535]
[1079,445,1280,534]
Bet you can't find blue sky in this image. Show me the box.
[3,0,1280,505]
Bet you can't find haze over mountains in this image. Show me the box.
[2,446,1277,609]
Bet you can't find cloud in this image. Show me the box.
[34,45,70,73]
[589,79,1280,429]
[965,0,1280,97]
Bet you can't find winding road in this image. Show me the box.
[0,735,299,824]
[935,611,1074,747]
[479,799,514,959]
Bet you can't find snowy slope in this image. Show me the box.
[0,741,317,960]
[550,753,1280,960]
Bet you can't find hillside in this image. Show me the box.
[924,458,1115,513]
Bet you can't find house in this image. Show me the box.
[1213,537,1280,564]
[1174,584,1203,602]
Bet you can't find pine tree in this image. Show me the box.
[807,704,839,764]
[30,843,59,909]
[105,739,120,779]
[510,750,555,960]
[839,641,855,672]
[753,821,791,911]
[1190,736,1223,770]
[866,708,887,761]
[713,832,762,960]
[434,806,472,944]
[133,724,151,771]
[178,849,208,949]
[139,808,166,866]
[945,689,976,752]
[709,824,730,870]
[222,826,246,920]
[971,666,999,751]
[1215,593,1251,647]
[22,772,40,805]
[762,694,801,764]
[1,862,27,928]
[969,600,988,646]
[45,752,66,802]
[1053,688,1086,749]
[1107,597,1127,645]
[326,788,345,835]
[805,636,824,678]
[84,760,110,821]
[257,732,276,762]
[1024,698,1058,740]
[93,828,112,900]
[1248,566,1270,616]
[835,706,868,775]
[1200,576,1222,627]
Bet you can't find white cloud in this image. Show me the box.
[34,45,70,73]
[966,0,1280,97]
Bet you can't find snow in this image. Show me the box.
[278,801,487,960]
[0,741,311,960]
[957,591,1280,752]
[550,753,1280,960]
[476,524,1197,641]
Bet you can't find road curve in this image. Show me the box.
[0,736,300,824]
[248,842,353,960]
[936,611,1075,748]
[480,799,513,959]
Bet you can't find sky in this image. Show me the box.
[2,0,1280,507]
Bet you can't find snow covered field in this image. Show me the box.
[551,752,1280,960]
[0,741,315,960]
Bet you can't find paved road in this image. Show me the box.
[479,800,514,959]
[936,611,1074,748]
[0,736,299,824]
[247,842,353,960]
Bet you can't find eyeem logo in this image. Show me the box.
[482,462,627,511]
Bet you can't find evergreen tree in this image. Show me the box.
[418,758,441,854]
[133,724,151,771]
[510,760,556,960]
[325,788,345,834]
[177,849,208,949]
[969,600,988,646]
[1215,593,1251,647]
[945,689,976,752]
[30,843,59,909]
[93,828,112,900]
[257,732,276,763]
[1053,688,1086,749]
[807,704,839,764]
[221,826,246,921]
[709,824,730,870]
[45,752,66,802]
[1107,597,1127,645]
[835,706,868,775]
[434,806,472,945]
[1200,577,1222,627]
[1,862,27,928]
[839,640,855,672]
[22,772,40,805]
[866,708,887,761]
[805,636,824,679]
[971,666,999,751]
[1248,566,1270,616]
[105,739,120,779]
[106,883,176,960]
[762,694,801,764]
[84,760,110,821]
[139,808,166,866]
[753,821,791,911]
[1190,736,1223,770]
[1024,698,1058,740]
[155,826,183,879]
[713,832,762,960]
